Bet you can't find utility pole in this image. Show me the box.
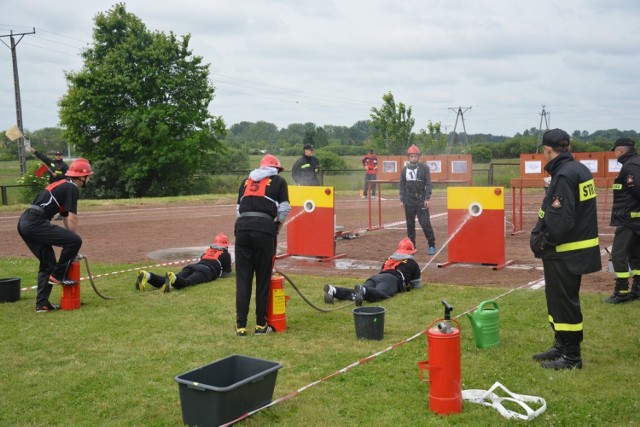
[447,106,472,151]
[538,105,550,145]
[1,28,35,174]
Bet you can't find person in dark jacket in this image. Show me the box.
[323,238,422,306]
[17,158,93,313]
[234,154,290,336]
[530,128,601,369]
[291,143,321,185]
[135,233,233,293]
[400,144,436,254]
[29,147,69,183]
[604,137,640,303]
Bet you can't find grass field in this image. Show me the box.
[1,257,638,426]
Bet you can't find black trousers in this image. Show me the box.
[611,226,640,289]
[148,265,215,289]
[334,273,400,302]
[404,204,435,247]
[235,230,275,328]
[17,210,82,306]
[542,258,583,346]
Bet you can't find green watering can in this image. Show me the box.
[466,300,500,349]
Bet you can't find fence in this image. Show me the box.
[0,185,38,206]
[0,166,503,206]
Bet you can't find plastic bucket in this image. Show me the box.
[353,306,386,340]
[0,277,21,303]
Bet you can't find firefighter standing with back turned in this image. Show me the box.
[604,137,640,303]
[530,129,601,370]
[234,154,290,336]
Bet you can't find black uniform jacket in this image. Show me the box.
[530,152,601,275]
[610,150,640,232]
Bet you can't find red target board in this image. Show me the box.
[441,187,513,270]
[285,186,338,259]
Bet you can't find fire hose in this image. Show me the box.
[80,255,165,300]
[275,268,354,313]
[80,254,353,309]
[80,255,115,300]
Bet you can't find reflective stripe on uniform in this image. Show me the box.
[555,237,599,253]
[631,212,640,218]
[579,179,596,202]
[613,183,622,190]
[548,315,583,332]
[615,271,631,279]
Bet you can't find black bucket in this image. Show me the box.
[0,277,21,303]
[353,306,386,340]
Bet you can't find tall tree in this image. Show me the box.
[369,92,415,154]
[58,3,225,198]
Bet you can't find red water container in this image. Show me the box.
[60,261,81,310]
[417,317,463,415]
[266,274,287,332]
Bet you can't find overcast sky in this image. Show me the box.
[1,0,639,137]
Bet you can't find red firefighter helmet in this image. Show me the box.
[407,144,421,155]
[66,158,93,177]
[260,154,284,171]
[212,232,229,249]
[396,237,417,254]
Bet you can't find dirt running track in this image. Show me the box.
[0,189,615,293]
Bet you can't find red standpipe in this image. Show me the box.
[60,261,81,310]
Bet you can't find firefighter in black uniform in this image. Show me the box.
[604,137,640,303]
[530,129,601,369]
[235,154,290,336]
[324,238,422,306]
[135,232,233,293]
[291,143,321,185]
[29,147,69,183]
[17,158,93,313]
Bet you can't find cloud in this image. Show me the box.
[1,0,639,136]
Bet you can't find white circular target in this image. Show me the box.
[304,200,316,213]
[469,202,482,217]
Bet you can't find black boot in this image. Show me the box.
[532,336,564,361]
[630,276,640,301]
[540,344,582,370]
[603,278,632,304]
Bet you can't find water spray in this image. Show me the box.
[421,210,474,272]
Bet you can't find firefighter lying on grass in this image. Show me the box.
[135,233,232,293]
[323,238,422,306]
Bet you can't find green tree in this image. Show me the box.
[469,144,492,163]
[58,3,225,198]
[417,120,448,154]
[370,92,415,154]
[315,149,348,175]
[28,127,68,155]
